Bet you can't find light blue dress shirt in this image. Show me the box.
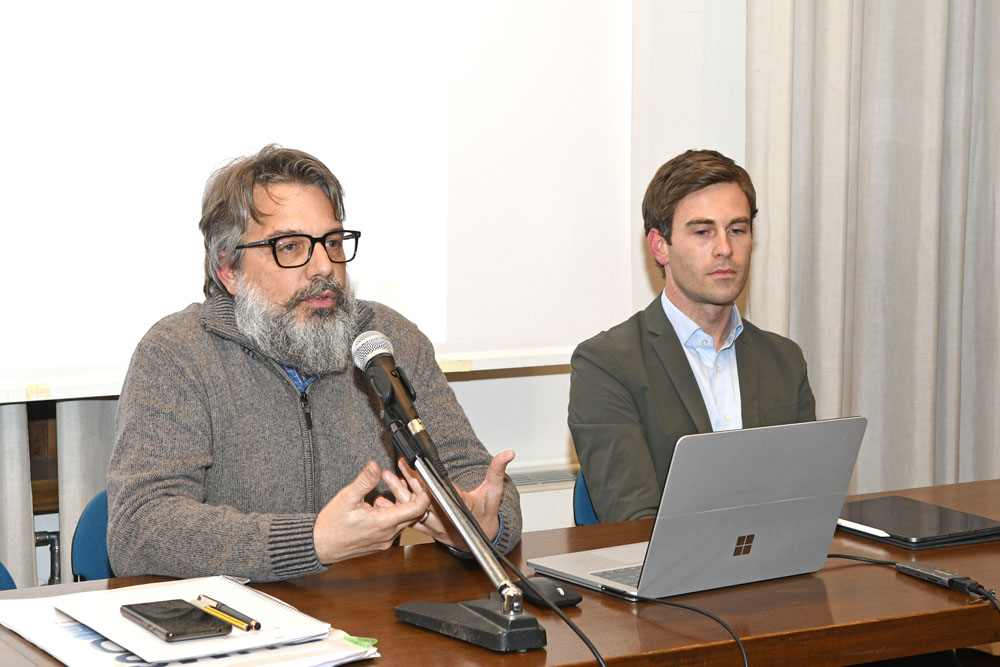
[660,291,744,432]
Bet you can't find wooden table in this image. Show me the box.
[4,481,1000,666]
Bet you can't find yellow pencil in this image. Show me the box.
[201,603,251,631]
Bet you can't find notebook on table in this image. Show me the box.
[528,417,867,599]
[837,494,1000,549]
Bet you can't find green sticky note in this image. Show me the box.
[344,635,378,649]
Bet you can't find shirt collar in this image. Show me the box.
[660,290,744,350]
[281,365,318,392]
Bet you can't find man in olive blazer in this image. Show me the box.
[569,298,815,522]
[569,149,816,523]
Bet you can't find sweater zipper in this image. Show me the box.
[300,392,313,430]
[299,389,317,514]
[267,360,317,514]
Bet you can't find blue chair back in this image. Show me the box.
[72,489,113,581]
[573,471,598,526]
[0,561,15,590]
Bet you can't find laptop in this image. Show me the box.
[838,495,1000,550]
[528,417,867,599]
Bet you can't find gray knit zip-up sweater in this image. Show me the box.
[107,295,521,582]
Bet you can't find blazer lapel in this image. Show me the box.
[736,329,760,428]
[644,299,713,434]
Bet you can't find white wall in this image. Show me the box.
[630,0,748,311]
[450,0,747,473]
[1,0,643,401]
[450,369,576,471]
[1,1,451,401]
[442,1,633,355]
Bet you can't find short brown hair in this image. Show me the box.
[641,149,757,244]
[198,144,346,297]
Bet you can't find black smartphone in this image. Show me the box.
[120,599,232,642]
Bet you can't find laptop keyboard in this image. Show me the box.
[592,564,642,587]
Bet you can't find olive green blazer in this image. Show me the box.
[569,298,816,523]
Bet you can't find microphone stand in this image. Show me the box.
[386,420,547,652]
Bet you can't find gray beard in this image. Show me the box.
[233,274,359,376]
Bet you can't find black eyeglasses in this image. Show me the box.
[236,230,361,268]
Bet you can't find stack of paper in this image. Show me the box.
[0,576,378,666]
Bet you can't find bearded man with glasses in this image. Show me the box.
[107,145,521,582]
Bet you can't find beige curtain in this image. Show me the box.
[746,0,999,493]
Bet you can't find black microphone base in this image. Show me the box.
[395,593,546,652]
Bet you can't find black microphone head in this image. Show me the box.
[352,330,394,370]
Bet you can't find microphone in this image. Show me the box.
[352,331,442,465]
[352,336,544,651]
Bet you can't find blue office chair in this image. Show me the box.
[573,472,599,526]
[72,489,113,581]
[0,560,15,590]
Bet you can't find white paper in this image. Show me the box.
[0,577,376,666]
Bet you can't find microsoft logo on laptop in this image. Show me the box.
[733,534,755,556]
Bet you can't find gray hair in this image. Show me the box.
[198,144,346,297]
